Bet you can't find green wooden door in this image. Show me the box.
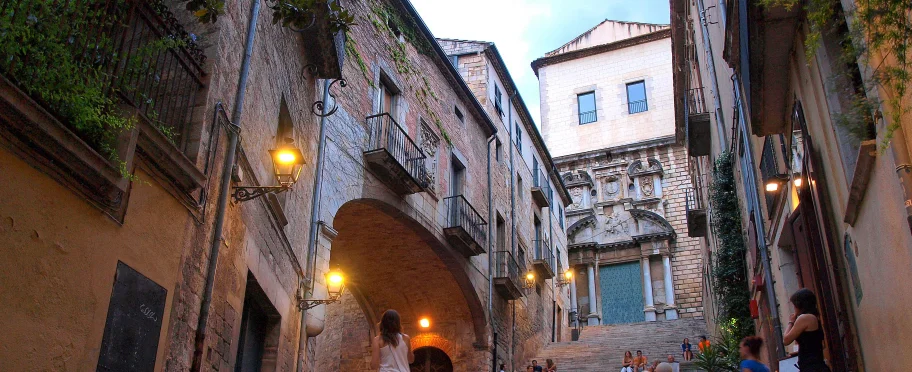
[599,262,645,324]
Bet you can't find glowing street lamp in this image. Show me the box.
[298,270,346,310]
[419,317,431,329]
[557,270,573,287]
[523,271,536,289]
[232,138,306,202]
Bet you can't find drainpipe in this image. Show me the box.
[549,199,556,343]
[190,0,260,371]
[487,133,497,372]
[732,75,785,357]
[695,0,729,150]
[886,118,912,235]
[295,77,333,372]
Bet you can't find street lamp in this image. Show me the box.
[232,138,306,202]
[523,271,536,289]
[419,317,431,329]
[764,174,789,193]
[298,270,346,310]
[557,270,573,287]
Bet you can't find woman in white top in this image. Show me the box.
[371,309,415,372]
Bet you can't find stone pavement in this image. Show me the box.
[533,318,707,371]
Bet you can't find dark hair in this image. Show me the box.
[790,288,820,315]
[683,338,690,344]
[637,350,642,354]
[547,359,555,367]
[379,309,402,347]
[625,351,633,358]
[532,360,538,364]
[500,364,505,369]
[741,336,764,357]
[700,335,707,340]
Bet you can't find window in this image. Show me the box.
[514,122,522,154]
[626,81,648,114]
[494,84,503,115]
[379,78,397,116]
[559,207,564,229]
[454,105,464,124]
[577,92,597,124]
[496,213,506,252]
[451,154,465,196]
[517,175,524,200]
[495,139,503,163]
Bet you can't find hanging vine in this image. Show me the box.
[709,152,754,340]
[759,0,911,149]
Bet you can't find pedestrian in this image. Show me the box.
[499,363,506,372]
[783,288,832,371]
[698,335,711,353]
[738,336,770,372]
[532,359,543,372]
[370,309,414,372]
[633,350,648,372]
[656,362,674,372]
[546,358,557,371]
[526,365,534,372]
[621,350,634,372]
[681,338,693,361]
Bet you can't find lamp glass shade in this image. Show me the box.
[326,271,345,298]
[765,181,780,192]
[269,146,305,187]
[526,272,535,281]
[564,271,573,279]
[793,178,803,187]
[419,318,430,328]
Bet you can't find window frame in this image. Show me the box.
[494,84,503,115]
[577,91,597,124]
[626,80,648,114]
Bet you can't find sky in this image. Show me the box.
[410,0,671,128]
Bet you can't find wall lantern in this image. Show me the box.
[298,270,346,310]
[764,174,789,193]
[557,270,573,287]
[232,138,306,202]
[523,271,536,289]
[419,317,431,329]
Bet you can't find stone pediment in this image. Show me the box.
[568,208,675,249]
[630,208,676,240]
[562,170,594,188]
[627,158,664,177]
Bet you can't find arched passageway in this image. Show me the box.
[315,199,487,370]
[410,347,453,372]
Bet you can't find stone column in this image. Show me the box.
[569,267,579,327]
[663,254,679,320]
[586,263,600,326]
[642,256,656,321]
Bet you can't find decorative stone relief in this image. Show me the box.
[641,177,654,197]
[418,121,439,193]
[569,187,584,209]
[603,176,620,199]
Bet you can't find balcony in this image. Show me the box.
[443,195,487,257]
[364,113,430,195]
[687,87,712,156]
[531,165,552,208]
[494,251,524,300]
[685,187,707,237]
[533,237,555,279]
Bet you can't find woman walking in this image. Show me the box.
[738,336,770,372]
[783,289,831,372]
[370,309,415,372]
[681,338,693,361]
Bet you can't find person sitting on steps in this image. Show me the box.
[633,350,648,372]
[621,350,634,372]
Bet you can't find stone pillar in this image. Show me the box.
[305,221,338,336]
[569,267,578,327]
[586,263,600,326]
[642,256,656,321]
[662,255,679,320]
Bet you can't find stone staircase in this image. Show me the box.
[534,318,707,372]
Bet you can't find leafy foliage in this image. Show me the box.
[758,0,911,149]
[269,0,355,34]
[693,319,745,372]
[709,152,755,340]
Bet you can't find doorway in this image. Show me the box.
[599,262,645,324]
[235,273,280,372]
[409,347,453,372]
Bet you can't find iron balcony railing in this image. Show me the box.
[366,113,429,188]
[687,87,708,115]
[495,250,521,284]
[579,110,597,124]
[0,0,207,152]
[685,187,706,214]
[444,195,487,248]
[534,236,553,266]
[628,99,648,114]
[532,163,552,205]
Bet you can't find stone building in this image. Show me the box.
[670,0,912,370]
[533,20,705,327]
[0,0,569,371]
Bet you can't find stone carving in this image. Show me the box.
[641,178,654,197]
[418,121,440,192]
[627,158,664,177]
[563,170,594,187]
[569,187,584,209]
[603,177,620,197]
[605,214,629,236]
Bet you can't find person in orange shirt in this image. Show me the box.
[698,335,711,353]
[633,350,648,372]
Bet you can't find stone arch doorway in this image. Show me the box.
[410,347,453,372]
[317,198,487,370]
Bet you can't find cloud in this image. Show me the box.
[411,0,670,127]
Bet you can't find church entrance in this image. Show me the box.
[409,347,453,372]
[599,262,645,324]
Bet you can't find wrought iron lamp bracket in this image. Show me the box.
[298,298,341,311]
[313,78,348,117]
[231,185,289,203]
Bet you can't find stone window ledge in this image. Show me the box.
[134,116,206,196]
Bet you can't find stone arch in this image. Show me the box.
[326,198,487,368]
[567,215,597,242]
[410,346,454,372]
[629,208,676,240]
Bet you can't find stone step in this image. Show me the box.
[533,319,707,372]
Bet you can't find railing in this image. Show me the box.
[366,113,429,187]
[759,136,782,212]
[495,250,521,284]
[628,99,648,114]
[0,0,207,152]
[444,195,487,248]
[534,236,553,266]
[687,88,708,115]
[579,110,597,124]
[533,164,552,202]
[685,187,706,213]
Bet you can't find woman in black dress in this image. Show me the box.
[783,289,831,371]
